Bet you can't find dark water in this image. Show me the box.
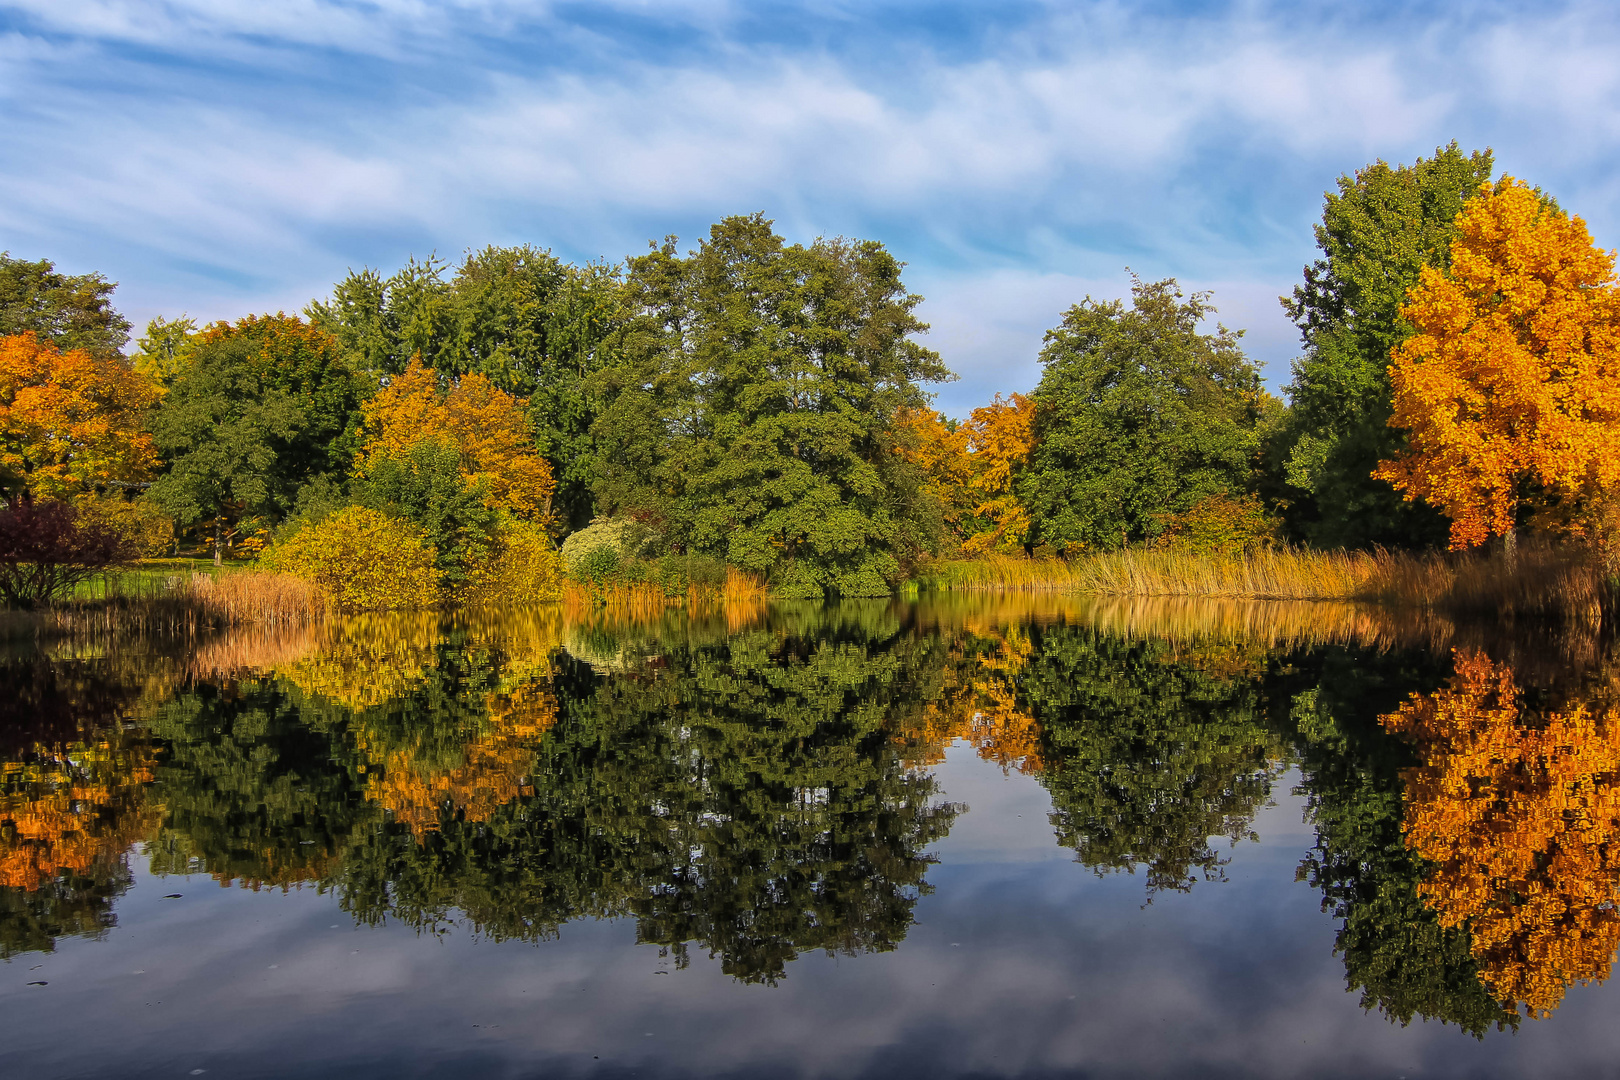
[4,598,1620,1079]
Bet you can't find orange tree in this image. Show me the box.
[0,332,159,503]
[898,392,1037,555]
[1382,651,1620,1017]
[1376,179,1620,550]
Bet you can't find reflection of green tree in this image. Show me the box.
[335,608,959,983]
[0,862,132,959]
[1018,627,1284,895]
[1291,649,1516,1036]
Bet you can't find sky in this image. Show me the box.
[3,1,1619,416]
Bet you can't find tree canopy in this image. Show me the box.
[0,253,131,359]
[1018,277,1267,552]
[591,214,953,597]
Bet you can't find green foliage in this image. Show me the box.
[307,248,626,530]
[354,438,499,590]
[130,315,197,386]
[0,252,131,357]
[263,505,438,610]
[1019,277,1267,552]
[590,215,952,598]
[1279,143,1493,548]
[147,318,370,547]
[557,515,662,574]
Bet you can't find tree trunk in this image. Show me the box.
[1503,525,1517,571]
[214,520,223,567]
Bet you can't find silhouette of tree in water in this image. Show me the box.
[1292,648,1517,1036]
[1015,625,1284,896]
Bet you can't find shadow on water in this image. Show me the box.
[1,594,1618,1026]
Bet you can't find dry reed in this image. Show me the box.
[930,542,1613,622]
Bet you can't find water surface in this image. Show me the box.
[3,597,1619,1078]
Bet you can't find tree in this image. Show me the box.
[147,314,368,561]
[355,356,555,521]
[1375,179,1620,551]
[0,500,138,608]
[960,393,1037,554]
[354,439,500,591]
[591,215,953,598]
[1280,143,1494,547]
[129,315,198,387]
[309,248,625,529]
[0,333,160,503]
[0,253,130,358]
[1018,277,1266,552]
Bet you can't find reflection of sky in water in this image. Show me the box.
[6,749,1618,1080]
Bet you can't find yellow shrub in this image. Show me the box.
[73,494,175,557]
[462,518,564,606]
[262,507,438,611]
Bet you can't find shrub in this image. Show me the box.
[262,506,438,611]
[559,517,661,574]
[1154,492,1280,555]
[74,493,175,557]
[463,518,564,606]
[0,499,137,608]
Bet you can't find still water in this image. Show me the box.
[4,597,1620,1078]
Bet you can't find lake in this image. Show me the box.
[3,596,1620,1079]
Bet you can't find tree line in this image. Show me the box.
[1,141,1610,600]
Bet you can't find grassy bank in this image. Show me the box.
[924,543,1612,620]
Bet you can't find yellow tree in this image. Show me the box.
[1376,179,1620,550]
[0,332,160,502]
[961,392,1036,554]
[357,357,555,520]
[1382,651,1620,1017]
[896,407,974,535]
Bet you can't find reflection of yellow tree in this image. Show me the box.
[1382,651,1620,1017]
[899,622,1044,773]
[0,739,156,891]
[277,612,443,710]
[364,682,558,837]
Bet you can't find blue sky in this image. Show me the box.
[3,1,1618,415]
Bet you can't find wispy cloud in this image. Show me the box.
[2,1,1617,410]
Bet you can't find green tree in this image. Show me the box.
[308,248,625,529]
[1019,277,1267,552]
[1279,143,1494,548]
[354,439,500,590]
[130,315,198,387]
[147,315,368,560]
[0,253,131,358]
[591,216,953,597]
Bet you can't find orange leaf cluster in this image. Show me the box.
[0,740,157,891]
[0,332,160,501]
[896,622,1044,774]
[1382,651,1620,1016]
[1377,179,1620,549]
[357,357,555,520]
[899,393,1036,554]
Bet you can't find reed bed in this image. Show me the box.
[0,567,322,641]
[561,565,770,613]
[930,542,1614,622]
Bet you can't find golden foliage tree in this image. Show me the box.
[0,332,159,502]
[898,392,1037,555]
[358,357,555,520]
[1,738,157,892]
[1382,651,1620,1016]
[1376,179,1620,549]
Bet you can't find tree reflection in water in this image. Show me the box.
[0,597,1617,1018]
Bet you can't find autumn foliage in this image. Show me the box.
[358,357,555,521]
[263,506,439,611]
[901,392,1037,555]
[1382,651,1620,1017]
[0,332,158,503]
[1377,180,1620,549]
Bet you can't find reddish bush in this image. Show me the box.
[0,499,137,608]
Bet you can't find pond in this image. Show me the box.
[3,596,1620,1079]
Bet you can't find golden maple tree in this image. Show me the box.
[1376,179,1620,549]
[0,738,157,892]
[0,332,160,502]
[1382,650,1620,1016]
[357,356,556,520]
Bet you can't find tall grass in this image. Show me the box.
[562,565,769,612]
[927,541,1613,621]
[1,567,322,641]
